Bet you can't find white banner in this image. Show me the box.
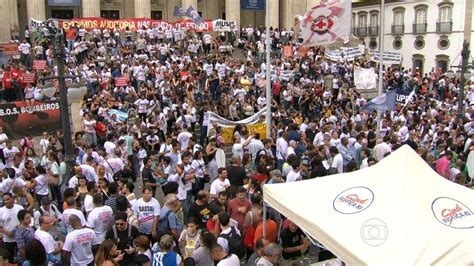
[29,18,44,29]
[324,46,362,61]
[212,19,237,32]
[354,66,377,90]
[208,106,267,128]
[369,50,402,65]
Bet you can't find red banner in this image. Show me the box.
[2,43,19,56]
[23,73,35,84]
[115,76,128,87]
[33,60,47,70]
[60,18,213,32]
[282,45,294,59]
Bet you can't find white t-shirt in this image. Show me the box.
[34,174,49,196]
[3,146,20,167]
[135,99,150,114]
[134,198,161,234]
[103,141,116,155]
[0,204,23,242]
[62,228,96,266]
[83,194,94,213]
[35,228,56,253]
[217,254,240,266]
[0,133,8,149]
[286,169,302,182]
[331,154,344,173]
[177,131,192,151]
[86,205,113,245]
[61,208,87,234]
[210,178,230,196]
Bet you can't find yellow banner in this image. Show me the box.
[220,123,267,143]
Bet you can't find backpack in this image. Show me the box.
[220,226,245,259]
[156,210,173,237]
[112,223,134,247]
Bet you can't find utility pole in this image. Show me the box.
[52,32,74,180]
[265,0,272,139]
[376,0,385,137]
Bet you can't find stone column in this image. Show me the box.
[225,0,240,30]
[166,0,181,22]
[280,0,306,30]
[268,0,279,29]
[82,0,101,17]
[306,0,320,10]
[135,0,151,18]
[0,0,10,42]
[27,0,46,21]
[9,0,19,39]
[205,0,220,19]
[123,0,135,19]
[182,0,197,9]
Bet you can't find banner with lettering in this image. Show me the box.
[207,107,268,142]
[39,17,237,32]
[219,123,267,143]
[324,46,362,61]
[0,101,61,137]
[369,50,402,65]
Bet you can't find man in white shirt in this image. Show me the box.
[62,214,96,266]
[134,186,160,239]
[210,168,230,200]
[329,146,344,174]
[0,193,23,263]
[211,243,240,266]
[276,133,289,170]
[86,193,113,252]
[35,215,63,263]
[60,197,87,234]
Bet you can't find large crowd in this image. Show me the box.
[0,20,472,266]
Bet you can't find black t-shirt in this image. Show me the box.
[187,202,211,228]
[142,167,156,192]
[280,227,305,260]
[105,225,140,266]
[226,165,247,187]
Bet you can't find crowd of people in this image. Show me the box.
[0,20,472,266]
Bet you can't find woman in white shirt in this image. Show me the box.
[82,112,97,147]
[232,134,254,160]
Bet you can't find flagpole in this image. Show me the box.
[376,0,385,137]
[265,0,272,139]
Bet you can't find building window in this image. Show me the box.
[437,4,453,33]
[392,8,404,35]
[412,54,425,75]
[413,5,427,34]
[369,12,379,36]
[435,55,449,73]
[151,11,163,20]
[357,12,367,37]
[414,36,425,50]
[393,37,402,50]
[101,10,120,19]
[437,36,450,50]
[51,10,74,19]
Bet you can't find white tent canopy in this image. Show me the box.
[263,145,474,265]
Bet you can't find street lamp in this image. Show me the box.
[447,40,472,121]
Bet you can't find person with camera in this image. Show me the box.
[105,212,140,266]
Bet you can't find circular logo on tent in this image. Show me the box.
[333,186,374,214]
[360,218,388,246]
[431,197,474,229]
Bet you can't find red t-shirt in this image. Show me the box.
[227,198,251,232]
[10,68,21,81]
[272,82,281,96]
[2,72,13,89]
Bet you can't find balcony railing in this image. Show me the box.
[436,21,453,33]
[391,24,405,35]
[368,26,379,36]
[356,27,368,37]
[413,23,427,34]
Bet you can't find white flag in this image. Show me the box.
[299,0,351,47]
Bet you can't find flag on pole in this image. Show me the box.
[299,0,351,47]
[402,89,416,108]
[173,6,189,17]
[361,90,397,112]
[186,6,204,25]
